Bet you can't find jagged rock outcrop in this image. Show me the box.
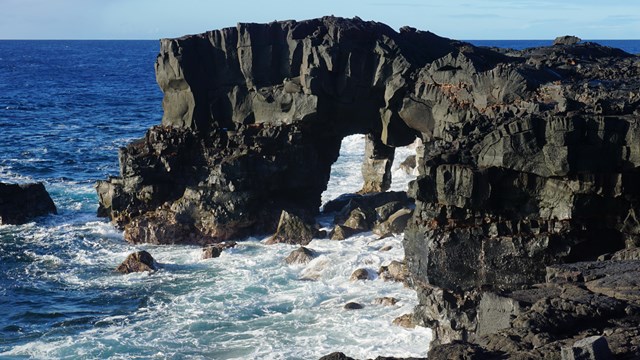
[96,16,640,357]
[266,210,319,245]
[426,259,640,359]
[0,182,56,225]
[403,34,640,351]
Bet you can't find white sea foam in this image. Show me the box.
[3,232,431,359]
[2,134,430,359]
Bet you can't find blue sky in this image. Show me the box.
[1,0,638,40]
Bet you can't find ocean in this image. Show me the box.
[0,39,638,359]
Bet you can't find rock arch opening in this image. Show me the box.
[321,133,422,209]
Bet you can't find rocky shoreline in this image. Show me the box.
[95,16,640,359]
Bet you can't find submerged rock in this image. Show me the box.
[116,251,157,274]
[350,268,371,281]
[343,302,364,310]
[373,297,399,306]
[202,241,237,259]
[0,182,56,225]
[285,246,316,264]
[392,313,416,328]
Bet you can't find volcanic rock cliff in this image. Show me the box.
[97,17,640,357]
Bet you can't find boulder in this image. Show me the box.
[265,210,318,246]
[285,246,317,264]
[0,182,56,225]
[343,302,364,310]
[379,260,407,283]
[561,336,613,360]
[373,297,398,306]
[374,201,406,223]
[330,225,356,240]
[202,241,237,259]
[116,250,157,274]
[392,313,416,328]
[373,208,413,236]
[331,191,411,222]
[342,207,375,232]
[350,268,371,281]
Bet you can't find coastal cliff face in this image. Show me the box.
[97,16,640,357]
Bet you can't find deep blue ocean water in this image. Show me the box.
[0,39,638,359]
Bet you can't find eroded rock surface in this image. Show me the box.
[95,16,640,357]
[426,259,640,359]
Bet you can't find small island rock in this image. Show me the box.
[285,246,317,264]
[116,250,157,274]
[0,182,57,225]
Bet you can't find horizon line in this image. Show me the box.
[1,38,639,41]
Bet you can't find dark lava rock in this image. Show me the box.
[426,259,640,359]
[399,155,417,175]
[318,352,356,360]
[373,208,412,237]
[285,246,316,264]
[93,16,640,358]
[202,241,237,259]
[330,225,356,240]
[265,210,317,246]
[379,260,407,283]
[427,341,493,360]
[343,302,364,310]
[116,250,157,274]
[392,314,415,328]
[331,192,411,221]
[0,182,56,225]
[373,297,398,306]
[360,133,395,194]
[375,201,406,224]
[343,207,375,232]
[350,268,371,281]
[610,247,640,261]
[554,35,581,46]
[561,336,613,360]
